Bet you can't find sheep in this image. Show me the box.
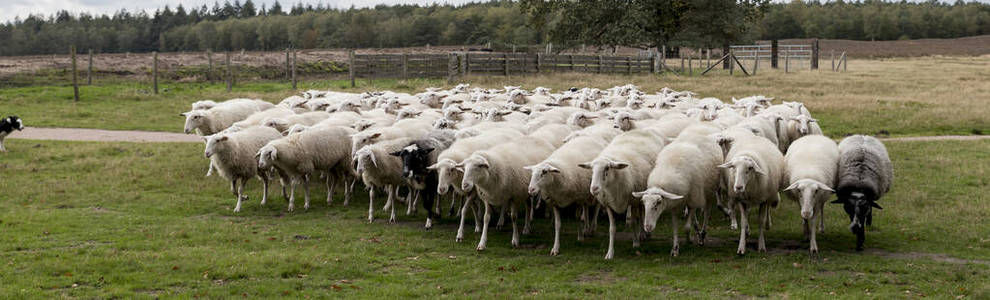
[528,123,576,148]
[203,126,283,212]
[578,128,668,259]
[263,111,331,134]
[781,115,823,149]
[390,129,458,229]
[783,135,839,255]
[350,119,433,155]
[231,107,295,129]
[453,121,527,140]
[278,95,311,113]
[0,116,24,152]
[257,125,357,212]
[182,100,273,135]
[566,111,602,129]
[612,111,659,131]
[718,133,785,255]
[729,116,781,148]
[191,100,218,111]
[562,123,622,144]
[395,107,442,122]
[834,135,893,251]
[634,132,723,256]
[430,128,526,242]
[525,134,609,256]
[460,136,556,250]
[507,89,553,106]
[354,137,415,223]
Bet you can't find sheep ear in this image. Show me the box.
[577,162,592,169]
[217,136,229,142]
[815,182,835,193]
[752,164,767,175]
[369,132,382,139]
[426,163,439,170]
[870,201,883,210]
[611,162,629,169]
[180,112,187,117]
[631,191,646,199]
[269,148,277,160]
[717,162,733,169]
[809,118,819,123]
[389,151,403,157]
[784,181,800,191]
[547,166,561,173]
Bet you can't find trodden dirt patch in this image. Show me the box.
[8,127,201,143]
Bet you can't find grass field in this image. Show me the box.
[1,55,988,137]
[1,138,988,298]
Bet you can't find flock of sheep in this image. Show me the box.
[181,84,893,259]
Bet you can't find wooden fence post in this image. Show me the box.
[504,53,510,76]
[650,52,657,73]
[843,52,847,72]
[225,51,232,91]
[771,40,779,69]
[811,38,819,70]
[291,49,297,90]
[461,53,469,75]
[661,45,666,72]
[729,54,734,75]
[570,55,575,72]
[627,56,632,74]
[402,53,409,79]
[831,50,835,71]
[285,48,290,79]
[349,50,356,88]
[71,46,79,102]
[536,53,542,73]
[598,55,604,73]
[785,49,790,73]
[87,49,93,85]
[688,54,692,76]
[722,44,731,70]
[753,53,759,75]
[207,49,213,83]
[153,51,159,94]
[448,53,457,83]
[706,49,711,69]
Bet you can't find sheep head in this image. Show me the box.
[523,163,561,197]
[718,155,765,194]
[784,179,834,220]
[632,187,685,233]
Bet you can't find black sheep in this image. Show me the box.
[833,135,894,251]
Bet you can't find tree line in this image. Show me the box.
[0,0,988,56]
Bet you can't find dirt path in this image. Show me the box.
[7,127,989,143]
[8,127,201,143]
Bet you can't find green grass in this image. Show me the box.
[1,138,988,298]
[1,56,989,137]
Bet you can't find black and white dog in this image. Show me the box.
[0,116,24,152]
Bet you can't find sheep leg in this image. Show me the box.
[496,207,506,231]
[472,195,482,233]
[632,206,643,248]
[523,197,534,235]
[456,194,472,242]
[671,211,680,257]
[287,178,297,212]
[577,204,587,242]
[382,185,393,212]
[230,180,237,195]
[736,202,748,255]
[206,161,215,177]
[326,175,335,205]
[590,204,600,236]
[698,203,710,246]
[605,208,616,260]
[303,174,311,210]
[260,173,270,206]
[510,203,520,248]
[389,185,398,224]
[343,179,355,206]
[423,191,435,230]
[757,202,768,253]
[448,194,459,217]
[406,189,418,216]
[233,179,244,213]
[803,219,811,241]
[476,201,491,251]
[817,200,825,233]
[367,187,376,223]
[550,206,561,256]
[278,170,290,200]
[809,211,819,256]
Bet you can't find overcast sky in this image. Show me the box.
[3,0,986,24]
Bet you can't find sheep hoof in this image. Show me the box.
[604,251,614,260]
[550,249,559,256]
[476,245,486,251]
[456,237,463,243]
[670,248,679,257]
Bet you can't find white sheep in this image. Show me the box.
[429,128,525,242]
[203,126,283,212]
[182,100,273,135]
[231,107,295,129]
[783,135,839,255]
[460,136,556,250]
[257,125,357,212]
[718,134,785,255]
[525,134,609,256]
[527,123,576,148]
[263,111,331,134]
[354,137,415,223]
[633,133,723,256]
[578,128,668,259]
[350,119,433,155]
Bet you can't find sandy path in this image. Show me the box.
[8,127,201,143]
[7,127,990,143]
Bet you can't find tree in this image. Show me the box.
[269,1,284,16]
[241,0,257,18]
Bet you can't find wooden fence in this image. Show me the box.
[348,51,658,86]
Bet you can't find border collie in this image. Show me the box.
[0,116,24,152]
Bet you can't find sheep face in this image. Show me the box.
[351,132,383,155]
[579,159,629,198]
[263,118,290,134]
[832,191,882,251]
[286,124,308,135]
[567,112,597,128]
[441,97,464,110]
[256,145,278,169]
[784,179,835,220]
[719,155,765,194]
[353,149,377,175]
[333,100,362,113]
[429,159,461,195]
[613,113,635,131]
[352,120,375,132]
[633,187,684,233]
[203,134,228,158]
[390,143,434,190]
[532,87,551,96]
[420,92,446,108]
[790,115,819,136]
[395,108,422,121]
[433,119,455,130]
[182,111,208,134]
[459,155,491,193]
[524,163,560,197]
